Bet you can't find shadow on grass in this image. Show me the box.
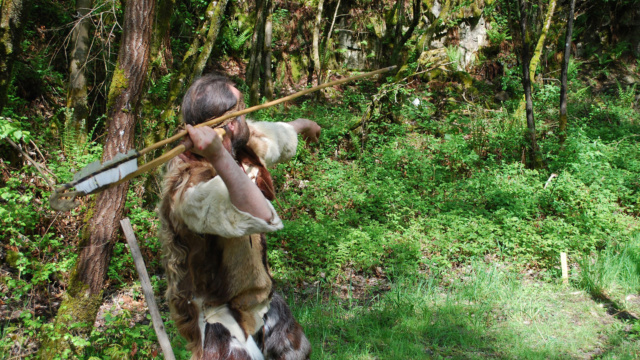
[287,267,601,360]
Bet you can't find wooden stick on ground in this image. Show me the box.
[560,252,568,284]
[120,218,176,360]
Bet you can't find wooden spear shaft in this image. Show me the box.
[98,66,396,190]
[143,66,397,154]
[120,218,176,360]
[50,66,396,208]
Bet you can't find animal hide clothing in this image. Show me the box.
[158,121,299,359]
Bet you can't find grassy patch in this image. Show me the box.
[290,263,630,359]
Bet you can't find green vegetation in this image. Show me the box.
[1,0,640,358]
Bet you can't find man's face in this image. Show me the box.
[225,86,250,154]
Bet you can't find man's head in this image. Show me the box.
[181,74,250,155]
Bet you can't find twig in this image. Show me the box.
[4,137,56,189]
[120,218,176,360]
[30,140,58,179]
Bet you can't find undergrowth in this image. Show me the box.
[1,65,639,358]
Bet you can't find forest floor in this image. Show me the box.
[290,264,640,359]
[55,262,640,359]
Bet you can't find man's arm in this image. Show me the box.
[288,118,321,143]
[183,119,321,223]
[247,118,321,168]
[184,124,274,222]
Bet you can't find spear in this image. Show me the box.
[49,66,396,211]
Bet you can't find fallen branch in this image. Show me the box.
[4,137,56,189]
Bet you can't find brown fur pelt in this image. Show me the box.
[257,293,311,360]
[159,157,217,358]
[158,155,276,358]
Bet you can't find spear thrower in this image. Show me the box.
[49,66,397,211]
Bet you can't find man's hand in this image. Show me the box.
[183,124,225,161]
[289,118,321,143]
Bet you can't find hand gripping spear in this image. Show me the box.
[49,66,396,211]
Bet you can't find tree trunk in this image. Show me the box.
[392,0,405,58]
[559,0,576,144]
[160,0,228,125]
[247,0,267,106]
[517,0,541,169]
[0,0,29,113]
[416,0,451,51]
[65,0,93,151]
[191,0,228,83]
[263,0,274,101]
[312,0,324,88]
[391,0,421,66]
[38,0,155,355]
[515,0,556,118]
[320,0,340,84]
[397,0,449,77]
[149,0,175,78]
[529,0,556,81]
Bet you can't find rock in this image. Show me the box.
[458,16,489,70]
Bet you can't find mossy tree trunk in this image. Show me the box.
[515,0,556,117]
[312,0,324,88]
[320,0,340,84]
[159,0,228,125]
[390,0,421,66]
[247,0,268,106]
[65,0,93,151]
[0,0,29,113]
[396,0,449,77]
[528,0,556,81]
[38,0,155,355]
[148,0,175,79]
[263,0,274,101]
[416,0,451,52]
[559,0,575,144]
[517,0,542,169]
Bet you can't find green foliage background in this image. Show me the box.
[1,0,640,358]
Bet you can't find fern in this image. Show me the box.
[221,24,253,53]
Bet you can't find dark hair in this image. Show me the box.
[181,74,238,125]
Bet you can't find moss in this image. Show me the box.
[290,54,304,83]
[106,65,128,110]
[5,249,19,267]
[370,14,386,39]
[38,269,103,359]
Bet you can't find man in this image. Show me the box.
[158,74,320,359]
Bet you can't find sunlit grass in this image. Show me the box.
[290,262,629,359]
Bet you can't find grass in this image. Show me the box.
[289,262,637,359]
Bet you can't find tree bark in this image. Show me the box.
[160,0,228,125]
[396,0,448,77]
[528,0,556,81]
[515,0,556,118]
[0,0,29,113]
[39,0,155,355]
[559,0,575,144]
[263,0,274,101]
[391,0,421,66]
[65,0,93,151]
[312,0,324,87]
[247,0,267,106]
[149,0,175,78]
[320,0,340,83]
[191,0,228,84]
[517,0,541,169]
